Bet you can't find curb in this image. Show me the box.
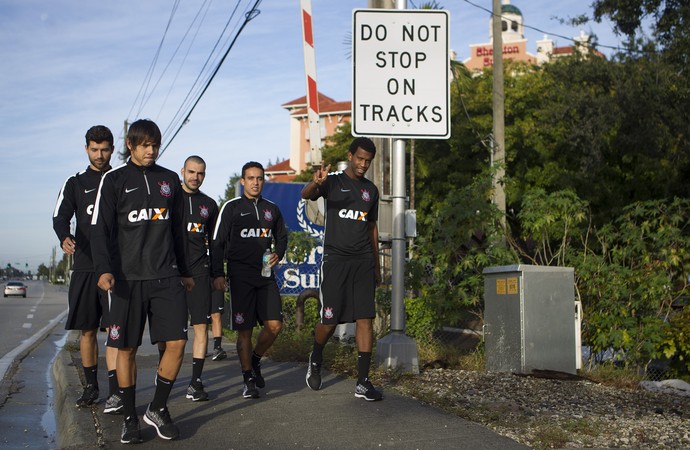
[51,331,98,449]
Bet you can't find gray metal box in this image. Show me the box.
[483,265,577,374]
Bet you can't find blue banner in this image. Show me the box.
[247,182,324,295]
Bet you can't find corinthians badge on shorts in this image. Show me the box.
[109,325,121,341]
[324,307,334,319]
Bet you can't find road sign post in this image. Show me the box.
[353,8,450,374]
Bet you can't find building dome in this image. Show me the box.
[502,4,522,16]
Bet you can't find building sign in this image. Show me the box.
[352,9,450,139]
[473,44,523,67]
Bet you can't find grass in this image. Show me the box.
[585,362,646,389]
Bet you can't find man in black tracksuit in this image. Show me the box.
[52,125,120,412]
[91,119,193,444]
[179,155,220,401]
[211,161,288,399]
[301,137,383,402]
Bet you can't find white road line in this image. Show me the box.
[27,314,34,319]
[0,308,68,381]
[22,323,32,328]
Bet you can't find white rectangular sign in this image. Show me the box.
[352,9,450,139]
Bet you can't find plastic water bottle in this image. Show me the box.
[261,248,272,278]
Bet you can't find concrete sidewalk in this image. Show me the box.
[53,330,529,449]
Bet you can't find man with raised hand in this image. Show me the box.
[301,137,383,402]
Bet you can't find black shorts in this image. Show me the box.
[65,271,108,330]
[186,274,212,326]
[319,257,375,324]
[228,273,282,330]
[211,288,226,315]
[106,277,188,348]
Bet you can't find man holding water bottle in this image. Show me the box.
[211,161,287,399]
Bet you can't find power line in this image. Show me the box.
[160,1,244,141]
[159,0,262,158]
[127,0,181,121]
[460,0,629,53]
[146,0,214,122]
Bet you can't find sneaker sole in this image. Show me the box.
[212,354,226,361]
[354,393,383,402]
[185,394,209,401]
[242,391,260,399]
[120,436,143,444]
[76,399,99,407]
[104,405,124,414]
[143,414,178,440]
[305,369,322,390]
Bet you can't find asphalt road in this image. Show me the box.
[0,280,69,449]
[0,280,68,363]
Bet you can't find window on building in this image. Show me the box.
[502,20,507,32]
[511,20,518,32]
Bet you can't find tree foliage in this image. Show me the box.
[408,27,690,372]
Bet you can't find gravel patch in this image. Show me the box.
[383,369,690,449]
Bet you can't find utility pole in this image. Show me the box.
[492,0,506,232]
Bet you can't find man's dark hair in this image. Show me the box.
[349,137,376,156]
[85,125,113,147]
[124,119,162,157]
[241,161,264,178]
[184,155,206,167]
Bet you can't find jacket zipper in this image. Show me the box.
[143,172,151,195]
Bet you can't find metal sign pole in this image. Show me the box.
[374,0,419,374]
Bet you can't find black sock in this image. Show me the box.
[191,358,205,385]
[357,352,372,384]
[242,370,253,382]
[120,385,136,420]
[312,341,325,363]
[214,337,222,349]
[252,351,262,367]
[83,365,98,387]
[151,375,174,410]
[108,370,118,397]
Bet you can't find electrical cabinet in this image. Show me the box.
[483,265,578,374]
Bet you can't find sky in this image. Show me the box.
[0,0,625,272]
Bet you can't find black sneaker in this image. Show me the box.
[305,352,322,391]
[76,384,99,407]
[104,393,124,415]
[211,347,227,361]
[143,404,179,440]
[242,377,260,399]
[354,379,383,401]
[186,382,209,401]
[120,416,142,444]
[252,359,265,389]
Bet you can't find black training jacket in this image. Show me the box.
[52,167,108,272]
[91,160,191,280]
[211,195,288,278]
[182,189,219,276]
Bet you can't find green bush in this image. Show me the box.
[404,296,437,341]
